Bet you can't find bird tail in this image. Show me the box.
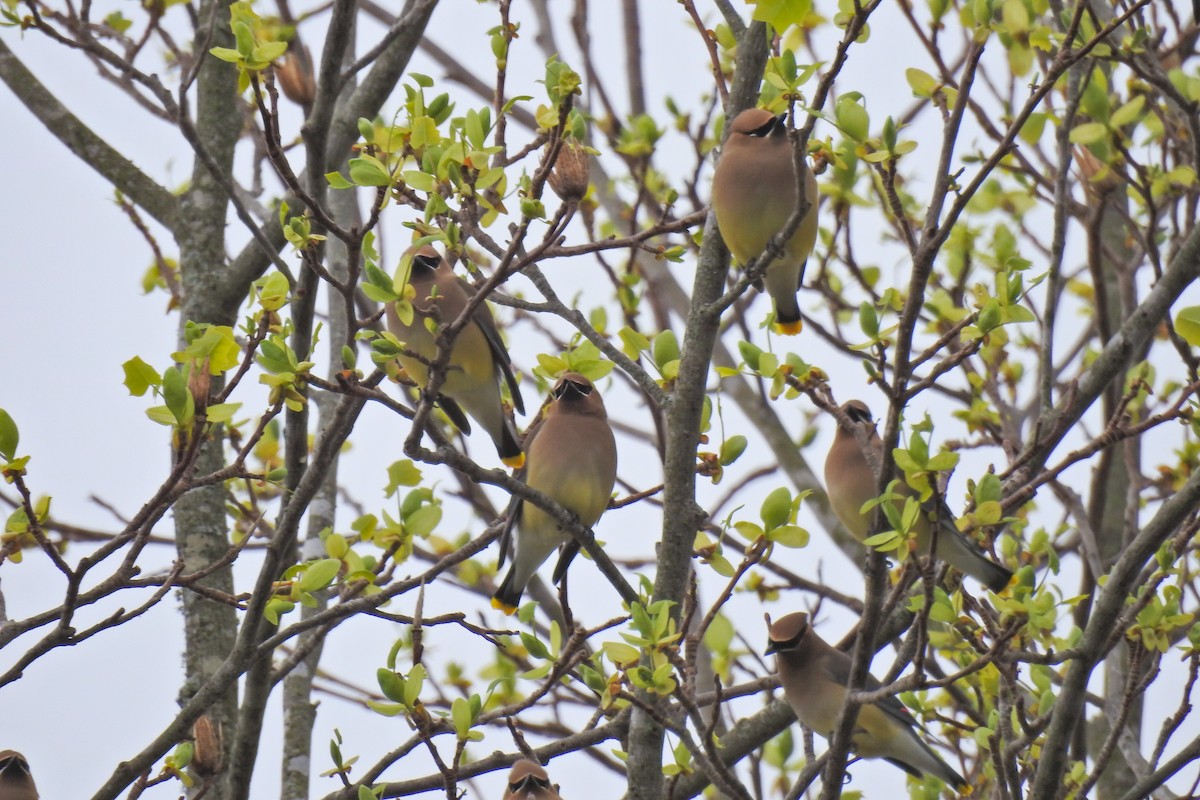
[936,525,1013,593]
[491,567,523,615]
[772,294,804,335]
[973,554,1014,594]
[499,419,525,469]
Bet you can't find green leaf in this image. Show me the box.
[651,330,680,370]
[122,356,161,396]
[325,171,354,189]
[376,668,406,703]
[768,524,809,548]
[521,631,551,661]
[205,402,242,424]
[603,641,640,666]
[209,46,241,64]
[905,67,939,98]
[451,696,473,738]
[0,408,17,461]
[1068,122,1108,145]
[719,435,748,466]
[405,504,442,537]
[1109,95,1145,128]
[404,664,426,706]
[384,460,423,496]
[162,365,190,425]
[298,558,342,592]
[348,156,393,187]
[1175,306,1200,347]
[253,40,287,63]
[835,97,869,142]
[760,487,792,531]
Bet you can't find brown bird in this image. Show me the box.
[824,400,1012,592]
[712,107,819,335]
[502,759,562,800]
[492,373,617,614]
[0,751,38,800]
[766,613,966,790]
[386,247,525,467]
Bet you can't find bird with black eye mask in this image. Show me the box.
[712,107,819,335]
[492,372,617,615]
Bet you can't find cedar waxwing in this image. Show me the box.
[824,400,1012,592]
[0,751,38,800]
[492,373,617,614]
[386,247,526,468]
[712,108,819,335]
[766,613,967,790]
[502,759,562,800]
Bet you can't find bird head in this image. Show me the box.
[764,611,810,655]
[506,760,554,798]
[837,399,875,431]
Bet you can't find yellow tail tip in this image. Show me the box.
[491,597,518,615]
[775,319,803,335]
[502,453,526,469]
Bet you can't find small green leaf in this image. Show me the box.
[768,524,809,548]
[298,558,342,592]
[719,435,748,466]
[325,171,354,189]
[122,356,161,397]
[1175,306,1200,347]
[905,67,939,98]
[1109,95,1145,128]
[1068,122,1108,145]
[0,409,17,461]
[603,641,641,666]
[385,460,423,496]
[348,156,393,187]
[760,487,792,531]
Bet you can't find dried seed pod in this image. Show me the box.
[275,43,316,107]
[192,715,223,777]
[547,139,590,203]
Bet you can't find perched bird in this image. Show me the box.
[824,400,1012,592]
[502,759,562,800]
[766,613,966,790]
[492,373,617,614]
[386,247,525,467]
[712,107,819,335]
[0,751,38,800]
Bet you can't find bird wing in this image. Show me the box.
[820,652,920,731]
[458,276,525,416]
[496,403,549,568]
[437,396,472,435]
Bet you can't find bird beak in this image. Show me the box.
[764,640,778,656]
[772,113,788,133]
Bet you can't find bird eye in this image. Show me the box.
[412,254,439,270]
[572,380,592,395]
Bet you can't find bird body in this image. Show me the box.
[492,373,617,614]
[385,247,525,467]
[0,751,38,800]
[766,613,966,789]
[502,759,561,800]
[824,400,1012,592]
[712,108,819,335]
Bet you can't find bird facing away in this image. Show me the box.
[385,247,525,468]
[492,373,617,614]
[712,108,819,335]
[766,613,967,790]
[502,759,562,800]
[824,400,1013,592]
[0,751,38,800]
